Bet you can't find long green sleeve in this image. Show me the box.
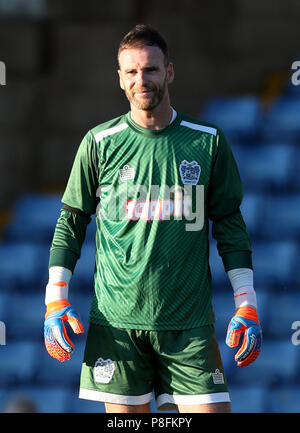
[208,127,252,271]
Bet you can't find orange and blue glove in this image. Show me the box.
[226,306,262,367]
[44,299,84,362]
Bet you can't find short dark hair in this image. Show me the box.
[118,24,169,66]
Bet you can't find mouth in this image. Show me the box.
[134,89,153,96]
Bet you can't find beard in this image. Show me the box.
[125,74,168,111]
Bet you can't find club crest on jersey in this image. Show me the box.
[179,160,201,185]
[119,164,135,182]
[93,357,115,384]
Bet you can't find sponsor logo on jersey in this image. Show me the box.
[93,357,115,384]
[96,184,205,231]
[126,198,176,221]
[179,160,201,185]
[119,165,135,182]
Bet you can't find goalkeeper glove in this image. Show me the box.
[226,306,262,367]
[44,299,84,362]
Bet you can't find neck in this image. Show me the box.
[130,97,173,130]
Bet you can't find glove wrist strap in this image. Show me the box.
[45,299,70,318]
[235,306,259,322]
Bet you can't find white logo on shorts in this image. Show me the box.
[212,369,224,385]
[93,357,115,384]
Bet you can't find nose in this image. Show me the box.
[135,70,148,87]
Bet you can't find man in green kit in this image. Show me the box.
[44,24,262,413]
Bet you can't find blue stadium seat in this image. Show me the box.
[0,341,40,385]
[212,292,235,340]
[0,386,73,413]
[233,144,297,191]
[201,96,263,142]
[8,292,45,339]
[4,193,62,242]
[233,339,298,387]
[209,239,228,288]
[68,291,93,329]
[267,290,300,340]
[218,341,237,383]
[293,148,300,190]
[85,215,97,242]
[251,241,298,287]
[240,192,265,237]
[36,340,86,386]
[0,242,49,291]
[262,194,300,239]
[71,242,96,290]
[262,97,300,142]
[0,292,12,326]
[229,385,266,413]
[268,386,300,413]
[71,395,105,413]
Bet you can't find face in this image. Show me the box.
[118,45,174,111]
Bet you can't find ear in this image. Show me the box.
[118,70,125,90]
[167,62,174,84]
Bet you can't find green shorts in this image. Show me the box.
[79,324,230,410]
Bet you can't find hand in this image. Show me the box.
[226,306,262,367]
[44,299,84,362]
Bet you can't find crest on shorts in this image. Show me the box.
[179,160,201,185]
[93,357,115,384]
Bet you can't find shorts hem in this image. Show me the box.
[79,387,153,405]
[156,392,231,411]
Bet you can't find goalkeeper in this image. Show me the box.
[44,24,262,413]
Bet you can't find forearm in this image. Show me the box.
[211,209,252,272]
[49,207,91,271]
[227,268,257,309]
[46,207,91,305]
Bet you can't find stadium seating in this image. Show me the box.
[261,97,300,142]
[71,242,96,290]
[251,240,298,287]
[0,386,74,413]
[240,192,265,237]
[201,95,263,142]
[233,339,299,387]
[36,340,86,387]
[0,341,40,386]
[228,386,267,413]
[261,194,300,239]
[7,291,45,340]
[4,193,62,243]
[232,143,297,192]
[268,386,300,413]
[266,290,300,339]
[0,242,49,291]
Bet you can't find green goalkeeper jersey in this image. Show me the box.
[49,110,252,330]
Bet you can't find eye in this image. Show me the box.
[145,67,158,73]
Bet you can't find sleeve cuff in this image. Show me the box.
[49,248,78,273]
[221,250,253,272]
